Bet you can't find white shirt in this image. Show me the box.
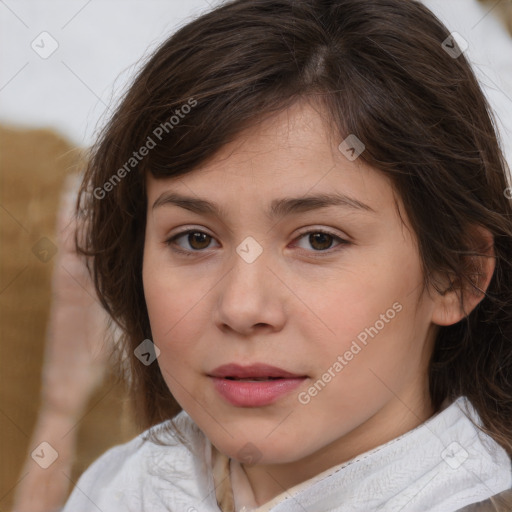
[61,396,511,512]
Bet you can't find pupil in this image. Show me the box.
[310,233,332,250]
[190,232,210,249]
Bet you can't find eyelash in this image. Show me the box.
[164,228,349,258]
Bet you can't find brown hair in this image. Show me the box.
[76,0,512,461]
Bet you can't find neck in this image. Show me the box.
[242,388,435,507]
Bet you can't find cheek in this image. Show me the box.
[303,244,425,370]
[144,275,206,350]
[312,261,410,336]
[142,259,207,404]
[142,248,197,357]
[142,261,224,411]
[143,242,209,339]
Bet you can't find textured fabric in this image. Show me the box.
[61,396,512,512]
[455,488,512,511]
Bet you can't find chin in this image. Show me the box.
[212,435,309,466]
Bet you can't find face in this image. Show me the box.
[143,100,440,475]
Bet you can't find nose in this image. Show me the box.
[213,240,288,337]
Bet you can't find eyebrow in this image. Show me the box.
[151,191,376,219]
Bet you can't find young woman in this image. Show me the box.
[62,0,512,510]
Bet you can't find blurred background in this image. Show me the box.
[0,1,511,511]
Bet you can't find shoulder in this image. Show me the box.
[62,411,214,511]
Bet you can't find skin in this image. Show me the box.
[143,99,495,506]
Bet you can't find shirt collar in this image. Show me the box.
[208,396,511,512]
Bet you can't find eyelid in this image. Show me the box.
[290,227,349,255]
[294,226,348,241]
[164,227,219,256]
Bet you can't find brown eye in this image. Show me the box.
[165,230,218,254]
[165,228,348,258]
[308,232,335,251]
[294,230,347,253]
[187,232,212,250]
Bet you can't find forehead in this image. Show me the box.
[145,100,397,217]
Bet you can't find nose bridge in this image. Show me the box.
[226,234,269,296]
[214,233,285,333]
[235,234,265,266]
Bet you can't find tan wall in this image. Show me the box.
[0,125,137,510]
[478,0,512,34]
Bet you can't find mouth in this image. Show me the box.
[223,376,283,381]
[207,363,308,407]
[208,363,307,380]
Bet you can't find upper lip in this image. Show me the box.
[208,363,306,379]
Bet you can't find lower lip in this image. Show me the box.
[211,377,306,407]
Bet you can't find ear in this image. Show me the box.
[431,225,495,326]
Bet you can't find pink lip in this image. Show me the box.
[209,363,304,379]
[208,363,307,407]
